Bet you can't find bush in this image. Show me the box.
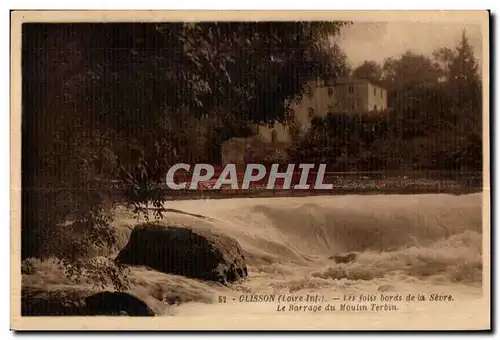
[21,258,38,275]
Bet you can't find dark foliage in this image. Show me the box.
[290,31,482,173]
[21,22,350,287]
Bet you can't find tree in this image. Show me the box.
[432,47,454,81]
[382,51,442,90]
[352,60,383,84]
[389,83,454,138]
[21,22,351,287]
[447,30,482,111]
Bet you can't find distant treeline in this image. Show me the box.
[287,33,482,173]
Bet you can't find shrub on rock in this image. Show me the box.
[115,223,248,284]
[21,287,89,316]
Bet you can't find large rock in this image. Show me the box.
[85,291,154,316]
[115,224,248,284]
[21,287,155,316]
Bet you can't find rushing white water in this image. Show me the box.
[113,193,484,325]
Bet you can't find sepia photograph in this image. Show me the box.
[10,10,490,331]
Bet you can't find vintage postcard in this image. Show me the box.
[10,10,490,331]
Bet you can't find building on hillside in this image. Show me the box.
[259,77,388,144]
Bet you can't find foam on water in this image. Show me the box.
[111,193,483,315]
[161,194,482,285]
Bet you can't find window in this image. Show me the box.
[308,107,314,118]
[271,130,278,143]
[374,105,378,111]
[373,87,377,96]
[349,85,354,94]
[327,87,334,97]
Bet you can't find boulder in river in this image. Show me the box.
[328,252,358,264]
[116,223,248,284]
[85,291,155,316]
[22,287,154,316]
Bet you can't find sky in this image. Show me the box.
[334,22,483,68]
